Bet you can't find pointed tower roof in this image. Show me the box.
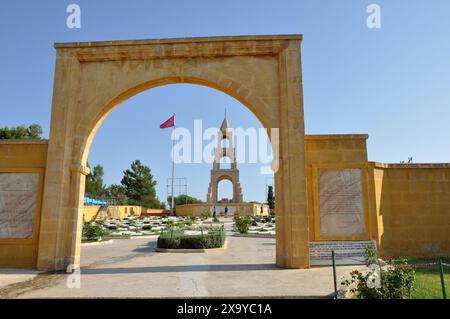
[220,116,230,131]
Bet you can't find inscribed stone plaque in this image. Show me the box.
[310,240,376,266]
[318,169,365,237]
[0,173,39,239]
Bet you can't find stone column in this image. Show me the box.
[37,50,81,271]
[275,40,310,268]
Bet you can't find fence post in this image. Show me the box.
[438,257,447,299]
[332,250,338,299]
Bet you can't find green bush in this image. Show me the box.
[157,227,225,249]
[234,216,251,234]
[343,257,415,299]
[157,230,181,248]
[142,225,152,230]
[83,222,108,241]
[107,225,117,230]
[189,216,197,222]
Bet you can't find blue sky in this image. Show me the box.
[1,1,449,204]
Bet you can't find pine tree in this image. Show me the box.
[267,185,275,210]
[121,160,162,208]
[85,164,107,199]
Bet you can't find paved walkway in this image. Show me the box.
[0,229,364,298]
[0,269,41,290]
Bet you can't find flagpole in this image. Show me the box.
[170,114,176,213]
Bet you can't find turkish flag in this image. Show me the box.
[160,114,175,129]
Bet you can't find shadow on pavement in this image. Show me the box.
[81,263,280,274]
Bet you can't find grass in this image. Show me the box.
[409,257,450,299]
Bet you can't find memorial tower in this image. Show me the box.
[206,115,243,203]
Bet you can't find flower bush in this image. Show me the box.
[343,257,415,299]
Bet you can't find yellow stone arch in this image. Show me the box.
[37,35,309,271]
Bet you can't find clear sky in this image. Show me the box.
[1,1,449,204]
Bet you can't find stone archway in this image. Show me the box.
[37,35,309,271]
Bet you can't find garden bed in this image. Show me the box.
[157,227,226,250]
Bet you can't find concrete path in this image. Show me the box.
[0,230,364,298]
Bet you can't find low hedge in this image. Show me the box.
[157,228,225,249]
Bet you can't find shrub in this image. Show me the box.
[343,257,415,299]
[83,222,108,241]
[157,227,225,249]
[142,225,152,230]
[262,216,271,223]
[107,225,118,230]
[157,229,181,248]
[235,216,251,234]
[165,220,175,228]
[365,245,377,266]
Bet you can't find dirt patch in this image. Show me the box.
[0,272,66,299]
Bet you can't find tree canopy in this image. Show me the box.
[0,124,43,139]
[121,160,164,208]
[167,194,203,209]
[85,164,107,199]
[105,184,128,205]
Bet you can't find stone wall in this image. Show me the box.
[304,134,377,241]
[83,205,143,221]
[304,135,450,258]
[372,163,450,258]
[176,203,270,217]
[0,140,47,268]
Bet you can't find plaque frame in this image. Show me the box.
[0,168,44,245]
[312,163,371,241]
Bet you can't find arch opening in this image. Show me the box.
[217,178,233,203]
[219,156,232,169]
[80,77,272,167]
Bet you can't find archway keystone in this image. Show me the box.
[38,35,310,270]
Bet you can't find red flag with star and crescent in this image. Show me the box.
[160,114,175,129]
